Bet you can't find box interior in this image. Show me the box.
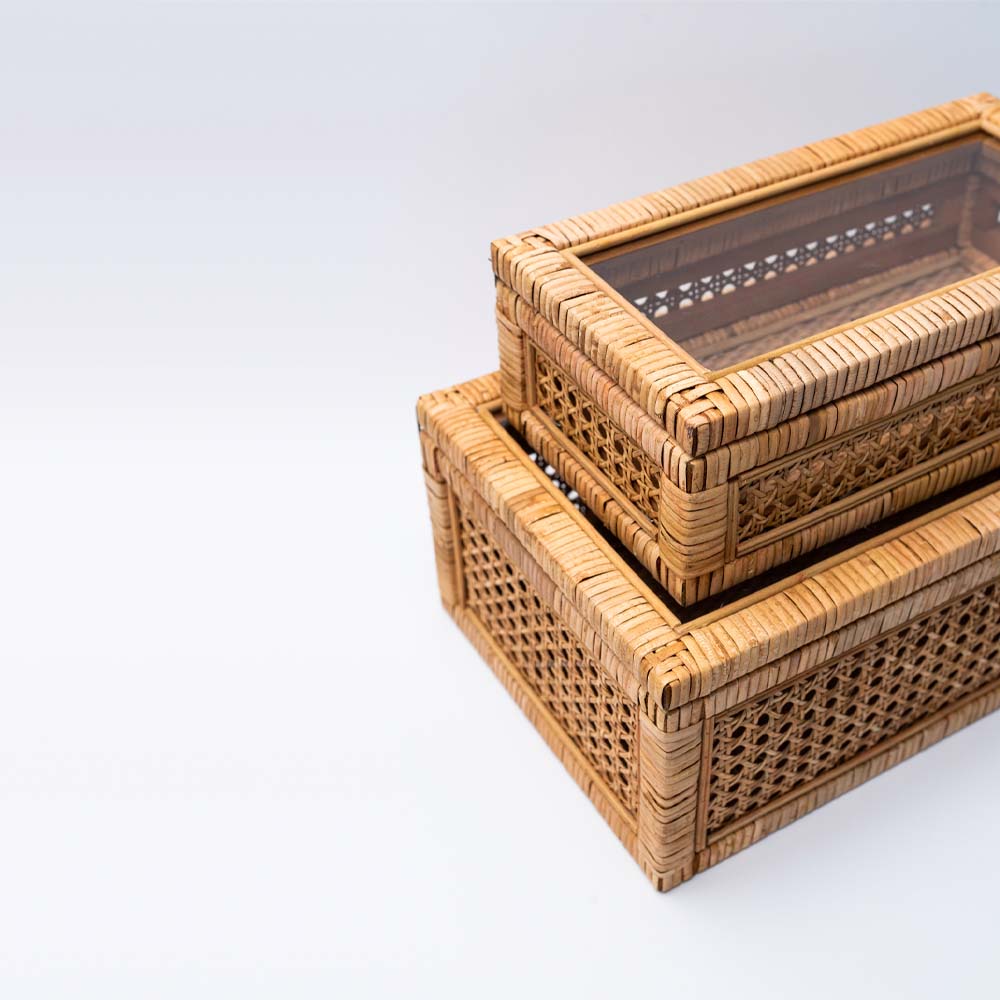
[587,136,1000,372]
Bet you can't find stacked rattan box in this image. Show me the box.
[496,93,1000,604]
[419,96,1000,891]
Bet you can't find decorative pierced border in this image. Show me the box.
[632,202,936,323]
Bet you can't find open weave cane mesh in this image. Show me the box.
[533,350,661,526]
[737,370,1000,543]
[707,579,1000,834]
[457,504,639,815]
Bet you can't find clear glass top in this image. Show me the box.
[587,137,1000,371]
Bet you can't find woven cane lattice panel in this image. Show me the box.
[631,203,935,324]
[706,580,1000,834]
[737,371,1000,544]
[533,351,660,526]
[457,504,639,815]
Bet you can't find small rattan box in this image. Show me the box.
[419,372,1000,891]
[495,94,1000,604]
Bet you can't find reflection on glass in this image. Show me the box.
[587,138,1000,370]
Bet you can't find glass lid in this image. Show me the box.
[586,137,1000,371]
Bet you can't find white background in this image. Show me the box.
[2,2,1000,996]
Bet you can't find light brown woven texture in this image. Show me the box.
[496,95,1000,604]
[419,373,1000,891]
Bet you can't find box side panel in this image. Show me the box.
[703,575,1000,834]
[532,347,664,527]
[453,490,641,817]
[450,600,642,867]
[699,679,1000,876]
[423,397,708,889]
[424,435,653,861]
[518,409,668,588]
[692,567,1000,875]
[735,366,1000,548]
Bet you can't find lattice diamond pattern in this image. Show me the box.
[533,351,661,525]
[458,505,639,815]
[737,372,1000,543]
[707,581,1000,834]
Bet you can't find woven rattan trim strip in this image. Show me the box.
[706,578,1000,834]
[532,348,662,526]
[457,501,640,815]
[736,368,1000,543]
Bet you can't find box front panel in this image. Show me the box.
[703,577,1000,841]
[735,368,1000,551]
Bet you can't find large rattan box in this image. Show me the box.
[419,372,1000,891]
[495,94,1000,605]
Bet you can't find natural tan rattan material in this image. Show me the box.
[496,94,1000,603]
[419,372,1000,891]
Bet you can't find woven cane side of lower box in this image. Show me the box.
[690,570,1000,877]
[420,433,644,867]
[705,577,1000,829]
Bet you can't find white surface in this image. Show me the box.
[2,2,999,995]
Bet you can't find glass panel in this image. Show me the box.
[587,137,1000,371]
